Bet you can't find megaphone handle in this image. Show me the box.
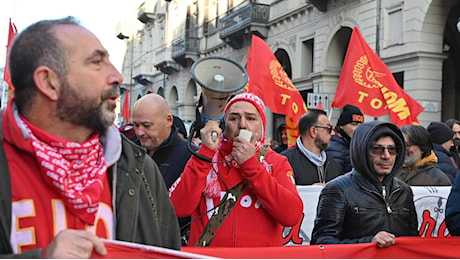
[212,131,218,142]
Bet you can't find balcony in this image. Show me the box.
[154,60,181,75]
[308,0,327,12]
[171,35,199,67]
[137,1,155,23]
[219,3,270,49]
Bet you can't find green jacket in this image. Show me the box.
[0,111,181,258]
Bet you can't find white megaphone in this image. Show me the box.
[192,56,248,120]
[190,56,248,142]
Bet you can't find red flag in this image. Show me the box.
[331,27,424,126]
[121,89,130,123]
[246,35,308,146]
[3,18,17,97]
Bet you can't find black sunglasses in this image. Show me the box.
[370,145,398,156]
[313,125,333,134]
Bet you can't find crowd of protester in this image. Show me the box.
[3,15,460,259]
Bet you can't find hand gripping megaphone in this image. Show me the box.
[189,56,248,161]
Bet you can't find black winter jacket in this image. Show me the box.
[281,145,342,185]
[311,121,419,245]
[446,173,460,235]
[152,125,197,189]
[433,143,458,183]
[325,134,351,174]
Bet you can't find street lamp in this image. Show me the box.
[117,33,129,40]
[117,32,134,124]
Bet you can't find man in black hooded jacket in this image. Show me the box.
[311,121,419,247]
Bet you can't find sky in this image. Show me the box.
[0,0,141,71]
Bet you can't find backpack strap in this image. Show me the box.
[195,179,248,247]
[0,110,13,253]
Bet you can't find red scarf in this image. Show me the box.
[21,117,107,225]
[203,138,269,198]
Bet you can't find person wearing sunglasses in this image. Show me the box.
[281,108,342,185]
[311,121,419,248]
[395,125,451,186]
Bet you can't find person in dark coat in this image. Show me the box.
[445,118,460,168]
[173,115,188,139]
[326,104,364,174]
[427,121,458,182]
[446,167,460,235]
[273,123,288,153]
[132,94,198,245]
[396,124,451,186]
[311,121,419,247]
[281,109,341,185]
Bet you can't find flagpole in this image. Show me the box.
[374,0,381,121]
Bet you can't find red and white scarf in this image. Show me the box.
[21,117,107,225]
[202,138,270,198]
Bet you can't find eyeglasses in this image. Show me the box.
[313,125,333,134]
[370,145,398,156]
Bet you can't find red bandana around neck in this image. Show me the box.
[21,117,108,225]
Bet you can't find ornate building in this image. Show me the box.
[117,0,460,138]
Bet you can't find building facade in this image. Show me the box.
[117,0,460,139]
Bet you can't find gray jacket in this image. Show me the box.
[0,111,181,258]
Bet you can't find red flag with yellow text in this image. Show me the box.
[3,18,17,98]
[121,89,130,123]
[331,27,424,126]
[246,35,307,146]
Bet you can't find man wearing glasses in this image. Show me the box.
[281,109,341,185]
[311,121,419,247]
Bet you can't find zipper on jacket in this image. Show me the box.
[382,186,393,213]
[317,165,325,183]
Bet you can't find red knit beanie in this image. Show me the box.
[224,93,266,144]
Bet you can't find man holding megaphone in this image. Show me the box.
[169,92,303,247]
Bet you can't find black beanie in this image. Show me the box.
[427,121,454,144]
[337,105,364,126]
[173,115,188,139]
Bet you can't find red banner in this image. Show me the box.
[246,35,307,146]
[183,237,460,259]
[91,240,212,259]
[331,27,424,126]
[3,18,17,97]
[121,89,130,123]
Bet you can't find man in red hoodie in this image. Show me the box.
[169,93,303,247]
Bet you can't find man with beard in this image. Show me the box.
[445,119,460,169]
[0,17,180,258]
[311,121,419,247]
[281,109,341,185]
[395,125,451,186]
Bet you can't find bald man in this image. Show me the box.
[132,94,197,245]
